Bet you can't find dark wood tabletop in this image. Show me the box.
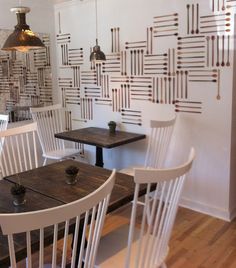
[0,180,64,267]
[0,160,147,267]
[55,127,146,149]
[4,160,140,213]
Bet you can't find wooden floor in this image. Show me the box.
[101,204,236,268]
[17,203,236,267]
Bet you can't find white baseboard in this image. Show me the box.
[179,197,231,222]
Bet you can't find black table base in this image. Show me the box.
[95,146,104,167]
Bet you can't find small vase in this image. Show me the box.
[109,125,116,134]
[108,121,117,134]
[66,174,78,185]
[12,193,26,206]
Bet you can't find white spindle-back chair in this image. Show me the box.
[96,148,195,268]
[0,114,9,178]
[30,104,82,166]
[0,122,38,177]
[120,116,177,224]
[0,114,9,154]
[0,114,8,132]
[144,117,176,169]
[120,116,176,176]
[0,169,116,268]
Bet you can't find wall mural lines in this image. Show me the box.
[56,1,236,126]
[111,27,120,53]
[121,109,142,126]
[174,99,203,114]
[0,30,52,121]
[153,13,179,38]
[81,97,93,120]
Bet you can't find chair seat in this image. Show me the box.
[43,148,81,160]
[95,225,168,268]
[119,166,144,177]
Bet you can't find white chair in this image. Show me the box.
[0,114,9,178]
[0,122,38,177]
[96,148,195,268]
[120,116,177,224]
[0,114,8,132]
[0,114,9,155]
[120,116,176,175]
[30,104,82,166]
[0,169,116,268]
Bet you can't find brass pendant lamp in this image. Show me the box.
[2,6,45,52]
[90,0,106,62]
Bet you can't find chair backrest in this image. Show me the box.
[30,104,67,155]
[125,148,195,268]
[0,122,38,177]
[0,169,116,268]
[0,114,9,132]
[145,115,176,169]
[0,114,9,157]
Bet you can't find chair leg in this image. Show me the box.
[43,158,48,166]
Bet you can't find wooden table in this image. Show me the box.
[0,160,147,267]
[55,127,146,167]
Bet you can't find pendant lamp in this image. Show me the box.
[90,0,106,62]
[2,6,45,52]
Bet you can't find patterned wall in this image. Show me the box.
[56,1,234,127]
[0,29,52,121]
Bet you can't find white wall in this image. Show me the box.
[229,15,236,220]
[54,0,235,221]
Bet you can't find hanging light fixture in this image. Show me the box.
[90,0,106,62]
[2,6,45,52]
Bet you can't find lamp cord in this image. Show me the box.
[95,0,98,43]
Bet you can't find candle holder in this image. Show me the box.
[65,165,79,185]
[10,183,26,206]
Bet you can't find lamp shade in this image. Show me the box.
[90,39,106,62]
[2,7,45,52]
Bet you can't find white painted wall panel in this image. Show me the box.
[54,0,234,220]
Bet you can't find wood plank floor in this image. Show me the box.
[17,203,236,267]
[100,204,236,268]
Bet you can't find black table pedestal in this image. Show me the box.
[95,146,104,167]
